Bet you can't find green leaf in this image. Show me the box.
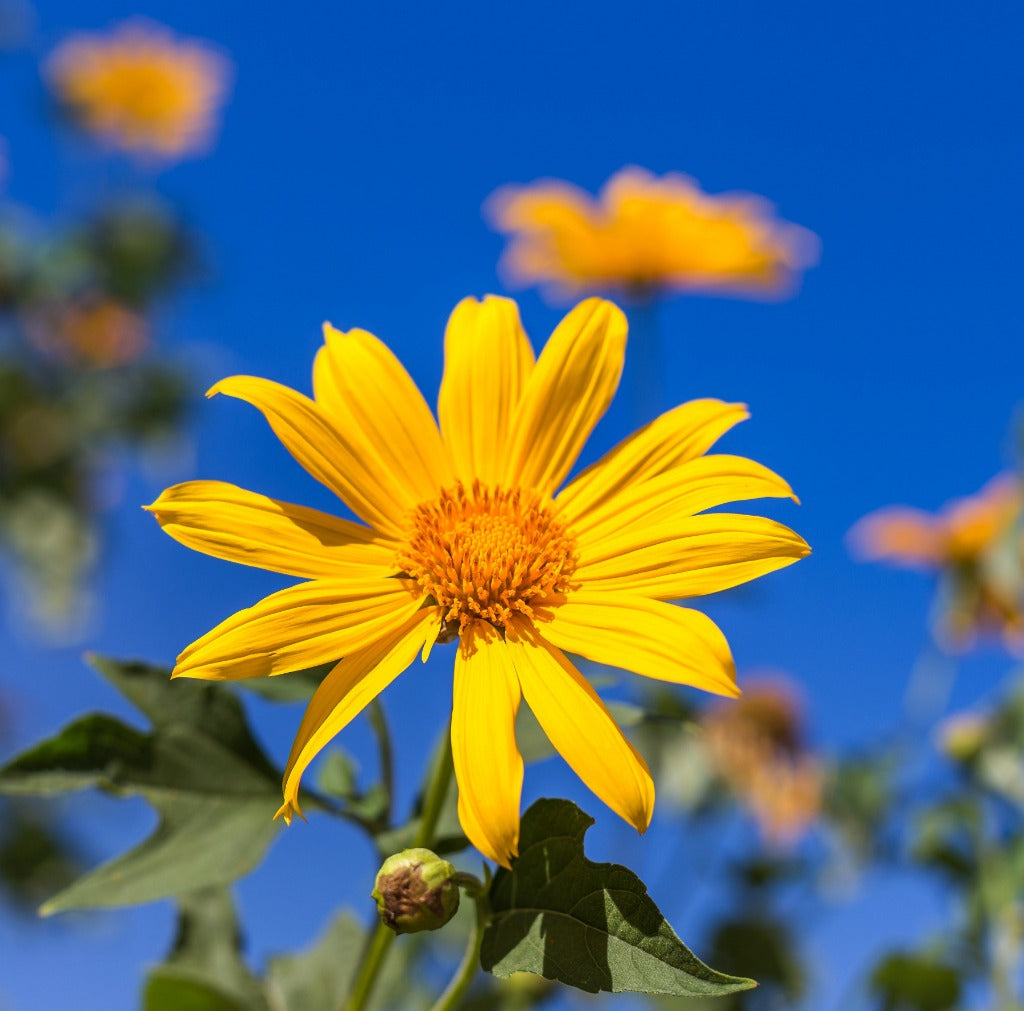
[316,750,389,827]
[481,798,757,997]
[264,913,364,1011]
[264,912,432,1011]
[0,656,284,912]
[144,887,267,1011]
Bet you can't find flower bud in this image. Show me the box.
[371,847,460,934]
[938,712,990,764]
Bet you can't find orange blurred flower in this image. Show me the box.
[850,475,1024,652]
[25,295,148,367]
[701,677,823,846]
[486,166,818,301]
[46,20,230,160]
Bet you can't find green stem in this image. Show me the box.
[428,894,487,1011]
[367,699,394,825]
[415,719,455,848]
[342,720,455,1011]
[342,922,395,1011]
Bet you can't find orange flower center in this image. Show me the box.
[397,480,579,636]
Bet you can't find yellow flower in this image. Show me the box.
[147,296,809,867]
[701,677,822,845]
[850,475,1024,651]
[46,20,229,160]
[486,167,818,301]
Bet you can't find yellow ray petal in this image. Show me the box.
[451,623,524,868]
[573,454,797,545]
[174,576,422,681]
[208,375,409,538]
[506,617,654,833]
[146,480,397,579]
[540,593,738,697]
[575,513,811,599]
[502,298,626,495]
[556,398,750,522]
[437,296,535,485]
[277,607,439,822]
[314,324,453,505]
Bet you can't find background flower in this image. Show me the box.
[46,19,230,161]
[486,166,819,301]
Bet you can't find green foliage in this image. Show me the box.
[143,888,266,1011]
[869,953,961,1011]
[0,800,84,911]
[481,798,757,997]
[0,656,283,911]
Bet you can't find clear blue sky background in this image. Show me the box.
[1,1,1022,1008]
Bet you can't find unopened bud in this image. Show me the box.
[371,847,460,934]
[938,712,989,763]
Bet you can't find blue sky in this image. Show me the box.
[1,0,1022,1007]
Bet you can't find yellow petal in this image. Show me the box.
[174,576,422,681]
[437,296,535,485]
[146,480,397,579]
[540,593,738,698]
[573,454,797,546]
[557,398,750,522]
[451,623,524,868]
[575,513,811,599]
[502,299,626,495]
[506,617,654,833]
[208,375,408,538]
[277,607,438,822]
[314,324,453,506]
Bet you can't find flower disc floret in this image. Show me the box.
[397,479,579,634]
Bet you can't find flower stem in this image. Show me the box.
[342,719,455,1011]
[428,890,487,1011]
[414,719,455,848]
[367,698,394,825]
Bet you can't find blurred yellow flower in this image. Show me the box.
[702,678,823,845]
[850,475,1024,651]
[46,20,229,160]
[25,296,148,367]
[486,167,819,301]
[147,296,808,867]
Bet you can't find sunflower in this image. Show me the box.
[486,166,818,301]
[148,296,808,866]
[47,20,229,160]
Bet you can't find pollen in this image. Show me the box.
[397,480,579,635]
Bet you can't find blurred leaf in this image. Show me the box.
[144,887,266,1011]
[264,913,364,1011]
[911,799,980,884]
[316,750,359,800]
[237,662,332,703]
[708,918,804,1001]
[78,200,196,307]
[869,953,961,1010]
[481,798,756,997]
[515,700,645,765]
[824,752,896,860]
[0,656,283,911]
[264,911,432,1011]
[374,766,467,857]
[0,800,83,911]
